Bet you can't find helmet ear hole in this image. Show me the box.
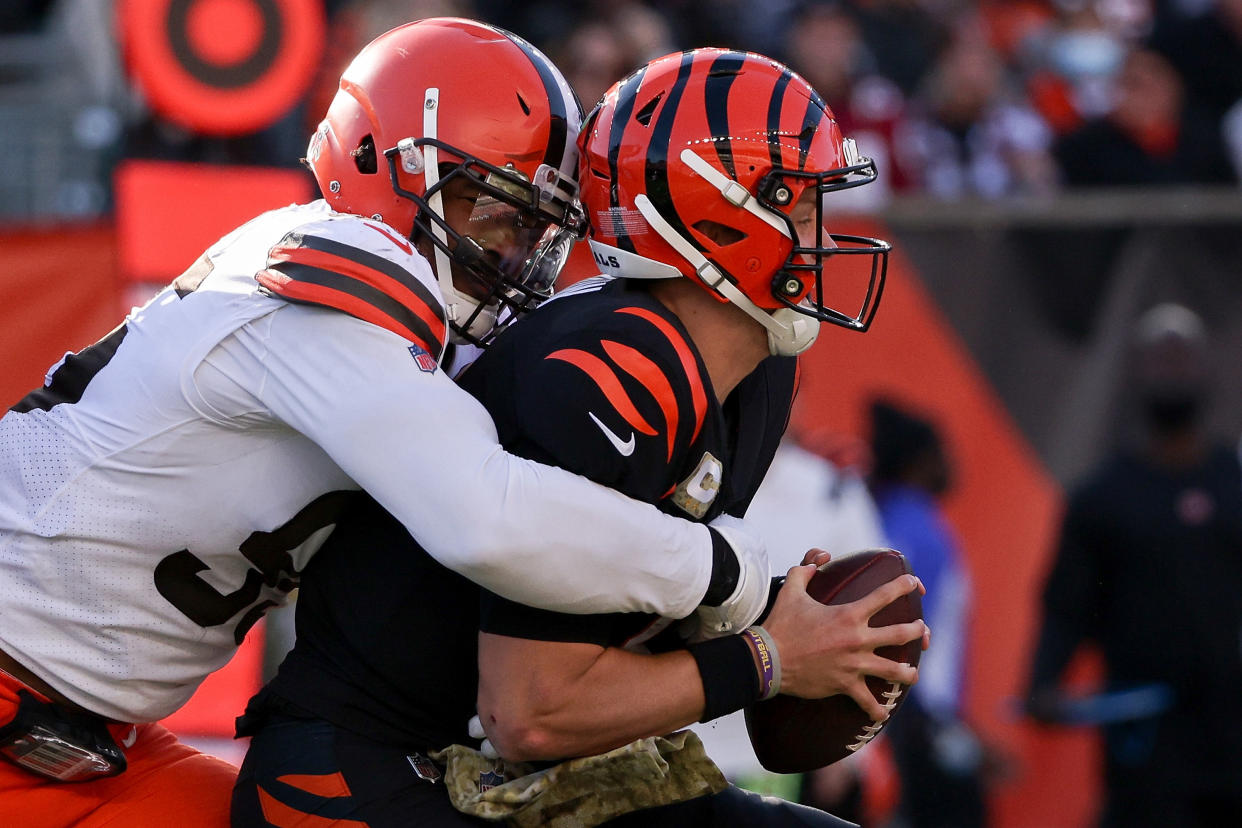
[692,219,746,248]
[352,135,377,174]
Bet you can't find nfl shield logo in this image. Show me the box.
[478,767,506,792]
[406,752,442,783]
[408,344,438,373]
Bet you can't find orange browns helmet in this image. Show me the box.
[579,49,890,356]
[307,18,586,344]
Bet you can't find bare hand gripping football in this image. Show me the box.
[745,548,924,773]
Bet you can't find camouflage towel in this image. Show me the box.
[431,730,728,827]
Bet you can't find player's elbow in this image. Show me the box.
[484,716,563,762]
[479,692,572,761]
[478,682,580,761]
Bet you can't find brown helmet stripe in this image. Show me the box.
[498,25,582,171]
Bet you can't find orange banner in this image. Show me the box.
[0,224,123,408]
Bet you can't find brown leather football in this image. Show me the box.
[744,548,923,773]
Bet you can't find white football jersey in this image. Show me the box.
[0,201,714,722]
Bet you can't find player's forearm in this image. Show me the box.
[257,309,713,618]
[427,451,712,618]
[477,635,705,762]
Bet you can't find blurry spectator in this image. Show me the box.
[1148,0,1242,124]
[1020,0,1132,133]
[479,0,673,93]
[783,0,906,204]
[868,398,986,828]
[306,0,473,137]
[1148,0,1242,180]
[895,17,1058,199]
[1026,303,1242,827]
[552,4,674,108]
[1054,45,1237,186]
[850,0,949,97]
[556,22,636,109]
[673,0,801,57]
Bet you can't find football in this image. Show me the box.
[744,548,923,773]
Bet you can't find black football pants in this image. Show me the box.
[231,711,856,827]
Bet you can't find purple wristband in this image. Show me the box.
[743,626,781,700]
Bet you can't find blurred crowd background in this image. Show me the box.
[4,0,1242,219]
[3,2,1242,827]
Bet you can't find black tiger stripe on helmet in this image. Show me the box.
[605,64,650,254]
[704,51,748,179]
[765,66,795,172]
[642,51,701,255]
[798,88,832,170]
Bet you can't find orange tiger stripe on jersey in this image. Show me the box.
[257,785,368,827]
[268,244,443,337]
[615,306,708,442]
[601,340,680,462]
[257,269,443,358]
[275,772,352,798]
[546,349,658,437]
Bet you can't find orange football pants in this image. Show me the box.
[0,671,237,828]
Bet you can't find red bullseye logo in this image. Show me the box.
[120,0,325,136]
[186,0,264,66]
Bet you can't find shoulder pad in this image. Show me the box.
[257,216,448,359]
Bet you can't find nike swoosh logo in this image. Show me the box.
[589,412,636,456]
[363,222,413,256]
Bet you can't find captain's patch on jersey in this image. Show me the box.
[409,344,438,373]
[671,451,722,518]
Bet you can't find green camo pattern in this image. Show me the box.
[431,730,728,826]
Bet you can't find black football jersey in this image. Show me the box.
[254,278,795,751]
[461,279,796,650]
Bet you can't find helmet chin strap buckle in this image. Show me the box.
[695,261,726,289]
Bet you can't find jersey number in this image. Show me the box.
[153,491,358,643]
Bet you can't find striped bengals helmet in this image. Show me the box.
[307,18,585,344]
[579,49,890,356]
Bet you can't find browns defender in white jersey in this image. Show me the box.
[0,20,770,828]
